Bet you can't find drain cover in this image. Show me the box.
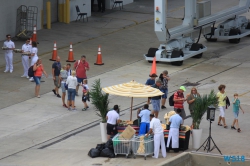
[182,82,200,87]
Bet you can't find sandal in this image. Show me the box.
[63,104,68,108]
[218,123,222,126]
[231,126,236,130]
[224,125,228,128]
[237,128,241,132]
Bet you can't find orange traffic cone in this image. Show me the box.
[94,45,104,65]
[50,42,57,61]
[149,57,157,76]
[32,25,37,42]
[66,43,76,62]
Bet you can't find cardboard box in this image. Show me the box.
[119,125,136,140]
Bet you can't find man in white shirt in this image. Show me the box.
[166,108,183,153]
[146,114,166,159]
[21,38,32,78]
[106,105,120,140]
[3,34,15,73]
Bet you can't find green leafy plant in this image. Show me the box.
[89,79,109,123]
[192,90,218,129]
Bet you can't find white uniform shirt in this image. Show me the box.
[22,43,32,53]
[3,40,15,54]
[107,110,119,125]
[31,47,38,57]
[150,117,163,134]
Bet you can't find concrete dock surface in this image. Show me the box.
[0,0,249,166]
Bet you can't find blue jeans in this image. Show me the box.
[33,76,41,85]
[67,88,76,101]
[161,88,168,99]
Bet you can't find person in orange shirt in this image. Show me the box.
[33,59,48,98]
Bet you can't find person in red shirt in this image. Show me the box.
[33,59,48,98]
[173,86,187,120]
[74,55,89,96]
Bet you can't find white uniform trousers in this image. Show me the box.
[154,132,167,158]
[5,52,13,71]
[167,128,179,148]
[22,55,30,76]
[31,56,38,66]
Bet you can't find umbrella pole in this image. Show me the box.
[130,97,133,121]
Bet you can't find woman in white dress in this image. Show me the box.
[29,41,39,81]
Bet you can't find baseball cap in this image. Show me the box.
[179,86,186,91]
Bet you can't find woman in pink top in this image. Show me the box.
[33,59,48,98]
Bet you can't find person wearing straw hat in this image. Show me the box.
[166,108,183,153]
[173,86,187,120]
[145,73,158,105]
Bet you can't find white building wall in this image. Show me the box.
[0,0,43,41]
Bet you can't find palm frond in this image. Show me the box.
[192,90,218,129]
[89,79,109,123]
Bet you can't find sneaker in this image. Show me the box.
[231,126,236,130]
[10,70,13,73]
[161,105,166,109]
[82,108,87,111]
[4,70,9,73]
[29,77,34,81]
[52,89,56,95]
[26,76,29,79]
[68,107,71,111]
[72,108,77,111]
[37,95,40,98]
[152,156,157,159]
[21,75,26,77]
[56,94,61,98]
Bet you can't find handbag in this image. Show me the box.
[65,83,68,90]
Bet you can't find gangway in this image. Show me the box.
[15,5,38,40]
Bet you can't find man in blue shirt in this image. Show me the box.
[166,108,183,152]
[137,104,151,135]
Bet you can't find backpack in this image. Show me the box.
[28,65,34,77]
[169,93,174,106]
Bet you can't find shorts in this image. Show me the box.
[67,88,76,101]
[151,99,160,111]
[219,106,225,117]
[54,76,61,88]
[233,111,239,119]
[161,88,168,99]
[82,94,90,102]
[77,77,87,84]
[107,123,118,135]
[174,108,186,119]
[61,82,66,93]
[33,76,41,85]
[139,122,150,135]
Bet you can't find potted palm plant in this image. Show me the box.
[191,90,218,149]
[89,79,109,142]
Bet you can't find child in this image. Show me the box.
[145,73,158,104]
[231,93,244,132]
[82,79,90,111]
[60,65,68,108]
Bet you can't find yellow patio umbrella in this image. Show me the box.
[102,80,163,121]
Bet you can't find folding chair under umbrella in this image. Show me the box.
[102,80,163,121]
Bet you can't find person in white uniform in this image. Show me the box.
[21,38,32,78]
[29,41,39,81]
[3,34,15,73]
[166,108,183,153]
[146,114,166,159]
